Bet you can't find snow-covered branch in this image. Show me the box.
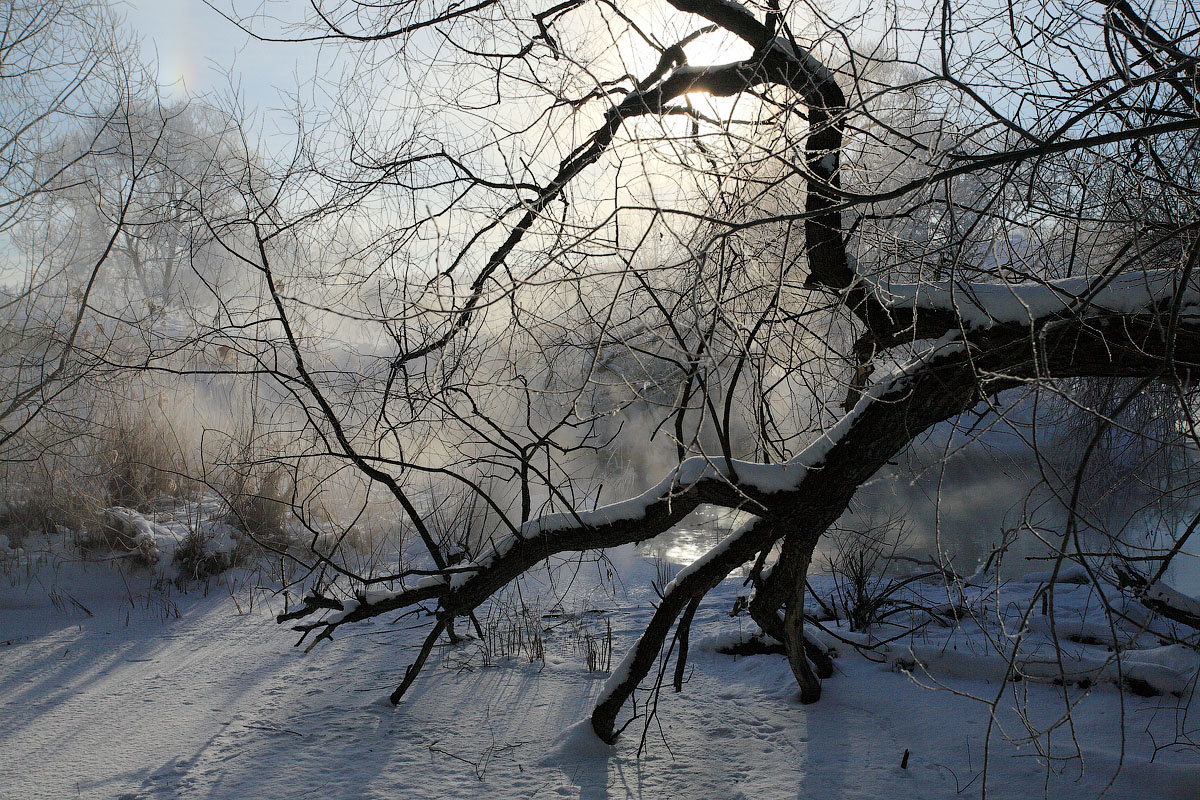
[284,299,1200,732]
[869,269,1200,333]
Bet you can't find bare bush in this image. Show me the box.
[821,513,928,632]
[477,591,545,667]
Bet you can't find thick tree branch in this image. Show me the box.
[285,291,1200,737]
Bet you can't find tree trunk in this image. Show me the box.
[780,537,822,702]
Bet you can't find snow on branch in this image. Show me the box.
[281,337,967,643]
[281,299,1200,727]
[1142,581,1200,630]
[869,269,1200,332]
[1116,564,1200,631]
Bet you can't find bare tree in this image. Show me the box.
[45,100,253,317]
[203,0,1200,769]
[0,3,274,543]
[0,0,158,458]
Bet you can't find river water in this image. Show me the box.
[640,438,1200,594]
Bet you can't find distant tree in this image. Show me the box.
[46,100,253,317]
[0,0,153,453]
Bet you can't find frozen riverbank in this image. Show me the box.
[2,543,1198,799]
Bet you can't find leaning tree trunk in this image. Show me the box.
[282,307,1200,742]
[750,531,833,700]
[780,536,821,702]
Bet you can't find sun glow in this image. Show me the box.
[679,31,755,112]
[682,30,755,69]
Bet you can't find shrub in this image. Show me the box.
[222,465,294,551]
[174,520,243,580]
[821,512,916,632]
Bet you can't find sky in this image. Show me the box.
[126,0,325,123]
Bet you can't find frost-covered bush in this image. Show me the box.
[173,519,243,580]
[75,506,163,566]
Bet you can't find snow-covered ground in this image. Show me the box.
[1,532,1198,800]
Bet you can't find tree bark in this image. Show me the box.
[781,538,821,702]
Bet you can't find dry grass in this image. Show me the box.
[101,408,190,509]
[222,466,293,550]
[0,377,200,558]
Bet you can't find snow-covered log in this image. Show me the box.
[1116,565,1200,631]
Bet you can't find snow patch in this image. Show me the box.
[100,506,175,564]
